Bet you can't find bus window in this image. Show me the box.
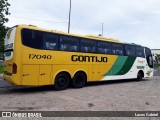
[22,29,43,49]
[81,39,97,53]
[43,33,58,50]
[125,45,136,56]
[59,36,79,52]
[136,47,145,58]
[145,47,153,68]
[98,41,111,54]
[112,44,124,55]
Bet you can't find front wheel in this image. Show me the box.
[137,72,143,80]
[72,72,86,88]
[54,73,70,90]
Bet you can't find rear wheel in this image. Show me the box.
[72,72,86,88]
[54,73,70,90]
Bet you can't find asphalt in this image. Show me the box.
[154,68,160,76]
[0,76,14,88]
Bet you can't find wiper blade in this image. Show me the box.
[4,49,14,52]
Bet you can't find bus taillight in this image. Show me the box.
[12,63,17,74]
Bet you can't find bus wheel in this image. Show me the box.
[54,73,70,90]
[72,72,86,88]
[137,71,143,80]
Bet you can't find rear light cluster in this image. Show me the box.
[12,63,17,74]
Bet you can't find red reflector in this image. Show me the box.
[12,63,17,74]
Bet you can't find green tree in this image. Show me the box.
[154,54,160,69]
[0,0,10,54]
[156,54,160,65]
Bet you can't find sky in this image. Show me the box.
[5,0,160,49]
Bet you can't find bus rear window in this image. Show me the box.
[4,27,16,60]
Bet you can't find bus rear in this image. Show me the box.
[3,26,21,85]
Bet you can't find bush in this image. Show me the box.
[0,66,3,74]
[154,64,160,69]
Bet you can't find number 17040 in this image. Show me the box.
[29,54,52,59]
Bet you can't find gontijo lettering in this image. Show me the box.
[71,55,108,62]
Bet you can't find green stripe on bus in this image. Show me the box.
[103,56,128,76]
[116,56,136,75]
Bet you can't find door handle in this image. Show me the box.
[23,74,31,76]
[40,73,46,76]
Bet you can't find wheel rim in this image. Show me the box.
[57,77,66,86]
[138,73,142,79]
[73,73,86,88]
[76,76,84,85]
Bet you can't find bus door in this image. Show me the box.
[145,47,153,69]
[145,47,154,77]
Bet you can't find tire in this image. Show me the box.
[72,72,86,88]
[54,73,70,90]
[137,72,143,80]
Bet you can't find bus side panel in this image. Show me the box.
[92,64,114,81]
[92,65,99,81]
[22,65,39,85]
[101,57,149,80]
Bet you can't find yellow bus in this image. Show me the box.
[3,25,154,90]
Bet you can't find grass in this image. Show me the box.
[154,65,160,70]
[0,66,3,74]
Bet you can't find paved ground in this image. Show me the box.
[0,75,160,120]
[0,76,14,88]
[154,69,160,76]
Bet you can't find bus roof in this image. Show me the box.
[16,24,123,44]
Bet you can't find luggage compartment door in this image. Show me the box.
[22,65,39,85]
[39,65,52,85]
